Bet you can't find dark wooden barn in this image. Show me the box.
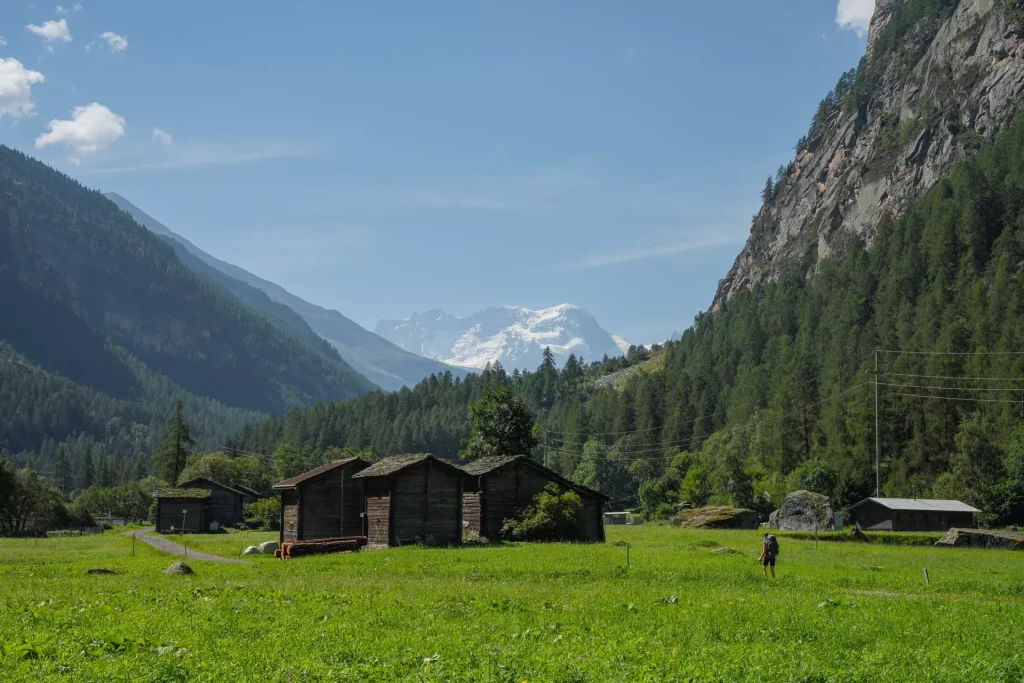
[352,454,464,548]
[231,483,263,506]
[272,459,370,545]
[461,455,608,542]
[177,477,246,529]
[154,489,210,533]
[846,498,980,532]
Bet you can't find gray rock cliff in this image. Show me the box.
[714,0,1024,309]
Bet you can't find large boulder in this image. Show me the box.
[242,545,261,556]
[769,491,834,531]
[935,528,1024,550]
[671,506,760,530]
[259,541,280,555]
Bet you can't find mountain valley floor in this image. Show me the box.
[0,526,1021,681]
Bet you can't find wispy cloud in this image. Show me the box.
[99,31,127,52]
[151,127,173,145]
[563,235,744,270]
[231,227,371,275]
[90,141,319,172]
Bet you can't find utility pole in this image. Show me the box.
[874,350,880,498]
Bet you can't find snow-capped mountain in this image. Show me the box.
[374,304,630,371]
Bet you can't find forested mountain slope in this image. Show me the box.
[236,1,1024,522]
[0,145,383,472]
[105,193,455,391]
[0,146,372,415]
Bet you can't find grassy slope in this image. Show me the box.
[0,527,1022,681]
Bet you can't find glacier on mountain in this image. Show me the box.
[374,304,629,371]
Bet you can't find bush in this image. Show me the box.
[502,483,583,542]
[244,497,281,530]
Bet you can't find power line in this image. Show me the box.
[886,372,1024,382]
[878,349,1024,356]
[545,404,869,463]
[549,384,871,457]
[878,382,1024,393]
[548,381,870,450]
[890,392,1024,405]
[544,352,876,438]
[219,446,272,459]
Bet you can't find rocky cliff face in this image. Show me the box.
[714,0,1024,309]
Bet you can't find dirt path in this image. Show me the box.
[122,527,244,564]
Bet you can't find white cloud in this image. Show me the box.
[74,4,84,10]
[0,37,6,47]
[152,127,173,145]
[55,5,69,14]
[565,235,744,270]
[836,0,875,37]
[0,58,45,119]
[91,141,318,172]
[100,31,127,52]
[67,156,80,166]
[26,18,72,44]
[35,103,125,153]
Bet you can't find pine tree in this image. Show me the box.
[97,455,111,488]
[151,400,196,484]
[54,446,71,499]
[78,446,95,491]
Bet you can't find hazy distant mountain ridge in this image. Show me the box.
[0,146,372,420]
[375,304,629,370]
[105,193,454,391]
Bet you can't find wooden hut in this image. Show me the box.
[231,483,263,506]
[352,454,464,548]
[462,455,608,542]
[177,477,246,529]
[154,489,210,533]
[846,498,980,531]
[272,459,370,545]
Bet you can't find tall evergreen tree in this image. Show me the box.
[54,445,71,499]
[151,400,196,484]
[78,446,95,491]
[97,454,111,488]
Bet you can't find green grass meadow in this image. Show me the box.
[1,526,1022,682]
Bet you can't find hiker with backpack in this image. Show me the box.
[759,532,779,577]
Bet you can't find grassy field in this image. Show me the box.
[1,526,1022,682]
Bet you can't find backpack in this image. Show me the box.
[766,535,780,556]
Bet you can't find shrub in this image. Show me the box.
[244,497,281,531]
[502,483,583,542]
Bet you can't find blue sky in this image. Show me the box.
[1,1,873,345]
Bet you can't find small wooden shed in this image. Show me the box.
[231,483,263,506]
[154,488,210,533]
[352,454,464,548]
[178,477,246,529]
[846,498,980,531]
[462,455,608,542]
[272,459,370,545]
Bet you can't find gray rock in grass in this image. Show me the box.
[164,561,194,575]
